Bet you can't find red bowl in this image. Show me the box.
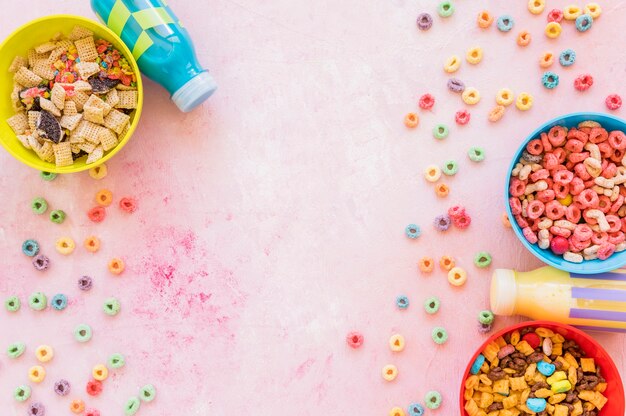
[459,321,625,416]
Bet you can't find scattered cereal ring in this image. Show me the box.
[22,239,39,257]
[54,379,70,396]
[418,256,434,273]
[5,295,20,312]
[346,331,364,348]
[443,55,461,73]
[28,402,45,416]
[502,213,512,228]
[56,237,76,255]
[84,236,101,253]
[29,365,46,383]
[35,345,54,363]
[431,327,448,344]
[468,146,485,162]
[74,324,93,343]
[424,165,442,182]
[389,407,405,416]
[78,275,93,291]
[517,31,531,46]
[540,51,554,68]
[435,183,449,198]
[466,46,483,64]
[418,94,435,110]
[559,49,576,66]
[433,214,451,231]
[439,255,455,271]
[92,364,108,381]
[447,78,465,93]
[140,384,156,401]
[108,257,125,275]
[478,310,495,325]
[70,399,85,413]
[545,22,562,38]
[103,297,121,316]
[453,212,472,228]
[606,94,622,111]
[389,334,405,352]
[32,197,48,215]
[547,9,563,22]
[528,0,545,14]
[437,1,454,17]
[424,296,440,314]
[109,353,126,368]
[87,206,106,223]
[382,364,398,381]
[14,385,31,402]
[462,87,480,105]
[416,13,433,31]
[488,105,505,122]
[542,71,559,89]
[474,252,492,268]
[584,3,601,18]
[574,73,593,91]
[496,88,514,106]
[95,189,113,206]
[515,93,533,111]
[126,397,141,415]
[425,391,443,409]
[50,209,66,224]
[470,354,486,375]
[575,14,593,31]
[86,379,103,396]
[88,164,108,180]
[51,293,68,311]
[85,408,101,416]
[442,160,458,176]
[404,113,419,128]
[448,266,467,286]
[563,4,582,20]
[405,224,421,239]
[454,109,470,125]
[496,15,514,32]
[408,403,425,416]
[448,205,465,219]
[40,171,57,181]
[396,295,409,309]
[7,342,26,359]
[477,10,493,28]
[29,292,47,311]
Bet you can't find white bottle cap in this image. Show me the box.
[490,269,518,316]
[171,72,217,113]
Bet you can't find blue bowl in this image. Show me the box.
[505,112,626,274]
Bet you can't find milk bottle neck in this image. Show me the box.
[491,269,519,315]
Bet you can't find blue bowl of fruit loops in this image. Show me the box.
[506,112,626,274]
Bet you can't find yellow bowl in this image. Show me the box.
[0,14,143,173]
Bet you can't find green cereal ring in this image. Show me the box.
[468,146,485,162]
[109,353,126,369]
[442,160,458,176]
[433,124,449,140]
[7,342,26,359]
[437,1,454,17]
[474,251,492,268]
[125,396,141,415]
[14,385,31,402]
[431,327,448,344]
[32,197,48,214]
[425,390,443,409]
[478,310,495,325]
[50,209,66,224]
[74,324,92,343]
[424,297,440,314]
[28,292,47,311]
[103,298,121,316]
[5,296,20,312]
[40,171,57,181]
[139,384,156,402]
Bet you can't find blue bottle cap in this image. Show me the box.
[171,72,217,112]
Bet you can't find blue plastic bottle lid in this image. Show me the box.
[171,72,217,112]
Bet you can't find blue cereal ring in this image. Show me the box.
[497,15,514,32]
[470,354,486,375]
[51,294,68,311]
[22,240,39,257]
[542,72,559,89]
[559,49,576,66]
[408,403,424,416]
[396,295,409,309]
[526,398,547,413]
[575,14,593,32]
[537,360,556,376]
[405,224,421,239]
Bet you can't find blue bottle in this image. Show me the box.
[90,0,216,112]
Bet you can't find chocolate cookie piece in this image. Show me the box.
[37,110,62,143]
[88,75,120,94]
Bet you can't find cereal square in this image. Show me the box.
[51,84,66,110]
[8,56,27,73]
[74,36,98,62]
[60,114,83,131]
[69,25,93,41]
[84,105,104,125]
[76,62,100,80]
[103,109,130,135]
[85,94,112,115]
[53,142,73,167]
[580,358,596,373]
[7,112,29,134]
[39,97,62,117]
[63,101,78,116]
[116,90,138,109]
[14,67,43,88]
[86,145,104,164]
[105,89,120,108]
[97,128,118,151]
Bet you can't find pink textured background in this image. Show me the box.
[1,1,625,414]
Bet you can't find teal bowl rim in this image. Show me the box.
[505,112,626,274]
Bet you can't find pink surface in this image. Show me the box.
[1,1,625,414]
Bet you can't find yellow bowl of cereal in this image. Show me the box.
[0,15,142,173]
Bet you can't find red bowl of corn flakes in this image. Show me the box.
[459,321,624,416]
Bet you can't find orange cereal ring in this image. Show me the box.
[418,256,434,273]
[435,183,449,197]
[477,10,493,28]
[70,399,85,413]
[87,206,106,223]
[108,258,125,275]
[404,113,419,128]
[502,213,512,228]
[439,255,455,271]
[517,31,531,46]
[95,189,113,206]
[540,51,554,68]
[488,105,505,123]
[119,197,138,213]
[84,236,101,253]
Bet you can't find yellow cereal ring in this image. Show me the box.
[56,237,76,255]
[545,22,562,38]
[444,55,461,73]
[389,407,406,416]
[488,105,505,122]
[477,10,493,28]
[466,47,483,64]
[92,364,109,381]
[496,88,514,106]
[35,345,54,363]
[108,257,125,275]
[584,3,602,18]
[84,235,101,253]
[516,93,534,111]
[382,364,398,381]
[440,255,455,271]
[88,164,108,180]
[389,334,405,352]
[528,0,545,14]
[95,189,113,207]
[424,165,442,182]
[462,87,480,105]
[540,51,555,68]
[29,365,46,383]
[563,5,582,20]
[517,31,531,47]
[448,266,467,286]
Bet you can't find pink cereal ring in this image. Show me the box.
[597,243,616,260]
[568,152,590,164]
[553,170,574,185]
[530,169,550,182]
[622,218,626,233]
[610,195,624,213]
[606,94,623,111]
[591,232,608,245]
[566,205,581,223]
[582,209,598,225]
[565,161,576,171]
[523,227,538,244]
[576,189,599,209]
[564,139,584,153]
[537,189,556,203]
[567,129,589,144]
[569,177,585,195]
[540,132,553,152]
[589,128,608,144]
[543,153,559,170]
[526,139,544,155]
[609,232,626,245]
[545,201,566,220]
[548,126,567,147]
[547,9,563,22]
[509,197,522,215]
[509,179,526,197]
[553,183,569,199]
[553,148,566,163]
[602,163,617,179]
[611,149,625,163]
[598,196,611,214]
[569,237,591,252]
[550,226,572,239]
[515,214,529,229]
[583,179,596,189]
[606,215,622,233]
[573,224,593,241]
[574,163,591,180]
[527,200,545,220]
[609,130,626,150]
[598,142,613,159]
[528,218,539,232]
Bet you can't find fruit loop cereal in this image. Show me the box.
[396,295,409,309]
[462,87,481,105]
[447,78,465,93]
[464,327,609,416]
[405,224,421,239]
[418,256,434,273]
[564,5,583,20]
[6,26,138,167]
[574,74,594,91]
[497,15,514,32]
[508,120,626,263]
[346,331,364,348]
[540,52,555,68]
[433,124,449,140]
[477,11,493,29]
[516,93,533,111]
[584,3,602,18]
[424,297,440,314]
[455,110,471,125]
[437,1,454,18]
[605,94,622,111]
[382,364,398,381]
[559,49,576,67]
[418,94,435,110]
[488,106,505,123]
[466,47,483,65]
[440,255,455,271]
[404,112,419,128]
[547,9,564,23]
[416,13,433,31]
[542,72,560,89]
[528,0,545,15]
[517,31,531,47]
[444,55,461,73]
[545,22,562,39]
[425,390,443,409]
[575,14,593,32]
[389,334,405,352]
[496,88,515,107]
[431,327,448,344]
